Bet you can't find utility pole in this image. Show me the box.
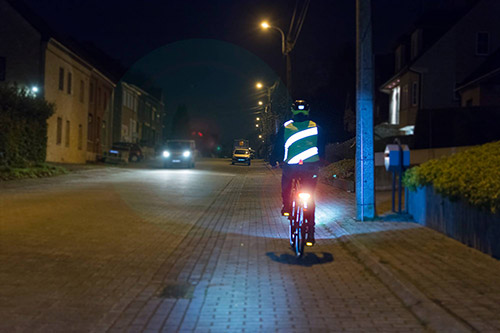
[355,0,375,220]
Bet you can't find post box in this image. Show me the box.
[384,144,410,171]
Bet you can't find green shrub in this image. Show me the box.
[0,163,67,181]
[319,159,355,185]
[0,85,55,167]
[403,141,500,213]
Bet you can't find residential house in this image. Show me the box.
[456,47,500,106]
[87,71,114,161]
[0,0,118,163]
[113,82,164,156]
[137,88,164,154]
[380,0,500,136]
[113,82,140,144]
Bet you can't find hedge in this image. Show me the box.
[319,159,355,185]
[0,85,55,166]
[403,141,500,213]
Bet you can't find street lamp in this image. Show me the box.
[258,101,263,105]
[256,117,260,121]
[256,82,263,89]
[260,20,292,93]
[255,124,259,128]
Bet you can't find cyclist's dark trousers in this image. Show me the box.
[281,163,318,224]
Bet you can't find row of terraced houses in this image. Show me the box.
[0,0,164,164]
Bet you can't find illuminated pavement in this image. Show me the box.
[1,158,500,332]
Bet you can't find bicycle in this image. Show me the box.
[286,177,314,258]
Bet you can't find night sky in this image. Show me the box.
[20,0,453,145]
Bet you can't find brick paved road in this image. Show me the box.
[1,159,499,332]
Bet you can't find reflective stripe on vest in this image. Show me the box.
[283,120,319,164]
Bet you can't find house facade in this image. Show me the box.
[113,82,164,153]
[0,0,118,163]
[380,0,500,134]
[87,70,115,161]
[44,39,91,163]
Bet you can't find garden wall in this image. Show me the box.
[408,186,500,259]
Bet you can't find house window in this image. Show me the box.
[88,113,93,140]
[78,124,83,150]
[89,83,94,103]
[411,81,418,106]
[476,32,489,55]
[0,57,5,81]
[67,72,72,94]
[65,120,70,147]
[58,68,64,91]
[79,80,84,103]
[56,117,62,144]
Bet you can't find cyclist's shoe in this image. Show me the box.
[306,226,315,246]
[281,205,291,217]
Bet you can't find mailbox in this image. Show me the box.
[384,144,410,171]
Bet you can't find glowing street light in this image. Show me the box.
[258,101,263,105]
[256,117,260,121]
[258,135,262,138]
[261,21,270,29]
[255,124,259,128]
[256,82,263,89]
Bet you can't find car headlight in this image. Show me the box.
[163,151,170,158]
[183,151,191,157]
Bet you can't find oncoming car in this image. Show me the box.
[162,140,196,168]
[232,148,251,166]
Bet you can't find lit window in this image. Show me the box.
[390,86,400,125]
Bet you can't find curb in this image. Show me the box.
[335,221,474,333]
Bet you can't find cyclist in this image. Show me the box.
[270,99,325,245]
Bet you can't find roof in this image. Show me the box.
[456,47,500,90]
[380,7,476,92]
[6,0,124,83]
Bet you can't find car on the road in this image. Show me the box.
[162,140,196,168]
[103,142,143,164]
[111,142,143,162]
[232,148,251,166]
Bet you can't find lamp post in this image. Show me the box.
[260,21,293,95]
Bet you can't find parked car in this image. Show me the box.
[232,148,251,166]
[162,140,196,168]
[111,142,143,162]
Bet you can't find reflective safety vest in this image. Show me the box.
[283,119,319,164]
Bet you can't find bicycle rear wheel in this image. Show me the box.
[295,205,305,258]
